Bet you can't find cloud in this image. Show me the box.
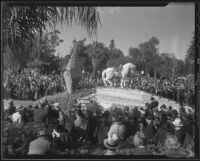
[97,7,121,14]
[108,7,121,14]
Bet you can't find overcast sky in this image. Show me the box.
[53,3,194,60]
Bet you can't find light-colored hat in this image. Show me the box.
[16,105,24,111]
[53,102,59,107]
[104,134,119,150]
[172,118,183,127]
[39,98,48,105]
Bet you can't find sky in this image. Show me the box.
[52,3,194,60]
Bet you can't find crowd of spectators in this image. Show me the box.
[110,74,195,108]
[3,96,196,158]
[3,68,66,100]
[3,68,195,108]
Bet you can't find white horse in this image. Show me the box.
[102,67,119,87]
[102,63,136,88]
[119,63,136,88]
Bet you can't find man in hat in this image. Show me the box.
[172,118,186,145]
[28,129,51,155]
[6,99,16,115]
[4,99,16,123]
[12,105,24,124]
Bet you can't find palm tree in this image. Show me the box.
[2,3,101,64]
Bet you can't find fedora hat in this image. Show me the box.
[172,118,183,127]
[16,105,24,111]
[104,134,119,150]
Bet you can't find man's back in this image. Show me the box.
[28,137,51,155]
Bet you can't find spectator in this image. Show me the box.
[97,111,111,147]
[132,132,153,155]
[12,105,24,124]
[28,129,51,155]
[7,99,16,115]
[51,124,71,153]
[172,118,186,145]
[106,110,125,146]
[33,99,48,128]
[48,102,61,126]
[161,135,188,158]
[104,134,119,155]
[71,109,89,147]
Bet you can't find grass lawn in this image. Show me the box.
[3,99,35,111]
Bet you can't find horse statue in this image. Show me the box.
[102,62,136,88]
[119,62,136,88]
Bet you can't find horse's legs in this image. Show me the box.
[107,79,113,87]
[103,78,108,87]
[120,79,124,88]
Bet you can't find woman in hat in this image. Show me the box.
[104,133,119,155]
[107,109,125,143]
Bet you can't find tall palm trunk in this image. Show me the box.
[92,56,98,78]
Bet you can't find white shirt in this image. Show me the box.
[12,112,22,123]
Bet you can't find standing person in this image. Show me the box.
[6,99,16,116]
[63,41,78,95]
[50,102,65,126]
[33,99,48,129]
[12,105,24,125]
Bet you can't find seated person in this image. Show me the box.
[132,131,153,155]
[161,135,188,158]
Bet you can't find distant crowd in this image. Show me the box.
[3,68,195,108]
[3,68,66,100]
[3,96,195,158]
